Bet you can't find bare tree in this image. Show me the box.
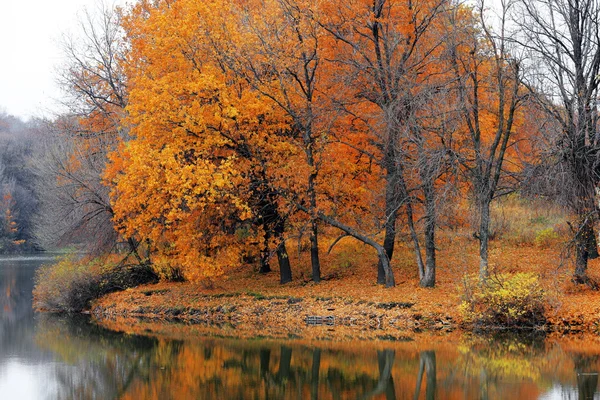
[449,0,523,280]
[35,2,140,258]
[514,0,600,285]
[319,0,452,287]
[59,1,127,125]
[33,118,118,253]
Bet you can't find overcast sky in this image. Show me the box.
[0,0,128,121]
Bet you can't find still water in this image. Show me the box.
[1,256,600,399]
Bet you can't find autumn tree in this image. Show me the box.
[514,0,600,285]
[316,0,454,287]
[36,3,140,256]
[107,0,299,281]
[219,0,328,282]
[448,0,524,279]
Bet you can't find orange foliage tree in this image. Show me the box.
[315,0,458,287]
[106,0,299,281]
[100,0,530,287]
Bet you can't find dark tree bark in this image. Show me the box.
[515,0,600,285]
[254,180,292,283]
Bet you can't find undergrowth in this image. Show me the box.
[33,255,158,313]
[460,272,547,330]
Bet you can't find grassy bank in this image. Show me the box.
[31,195,600,338]
[90,241,600,339]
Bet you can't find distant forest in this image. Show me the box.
[0,113,41,253]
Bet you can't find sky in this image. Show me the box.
[0,0,128,121]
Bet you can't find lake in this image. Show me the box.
[1,255,599,399]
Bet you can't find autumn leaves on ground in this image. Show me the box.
[30,0,600,340]
[82,197,600,339]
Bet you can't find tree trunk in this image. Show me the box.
[274,218,292,284]
[259,230,272,274]
[308,208,396,287]
[406,201,426,282]
[277,241,292,284]
[256,183,293,283]
[572,180,598,286]
[478,195,492,281]
[310,219,321,283]
[420,177,436,288]
[305,123,321,283]
[377,166,399,284]
[421,226,436,287]
[574,214,598,287]
[377,211,397,284]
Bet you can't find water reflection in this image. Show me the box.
[4,256,600,399]
[30,319,600,400]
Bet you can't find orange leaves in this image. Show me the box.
[107,0,300,279]
[98,0,535,284]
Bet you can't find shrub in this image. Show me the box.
[534,227,559,248]
[33,255,158,313]
[460,272,546,329]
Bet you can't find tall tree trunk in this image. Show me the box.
[305,123,321,283]
[276,217,292,284]
[377,168,399,284]
[277,246,292,283]
[259,229,272,274]
[574,213,598,285]
[377,149,410,284]
[421,218,436,288]
[420,167,437,287]
[310,218,321,283]
[255,180,293,283]
[572,163,599,285]
[478,195,491,281]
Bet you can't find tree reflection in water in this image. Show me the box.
[573,354,598,400]
[414,351,436,400]
[33,317,600,399]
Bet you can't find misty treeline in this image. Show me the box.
[17,0,600,290]
[0,113,42,253]
[0,111,113,254]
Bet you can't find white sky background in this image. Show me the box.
[0,0,129,121]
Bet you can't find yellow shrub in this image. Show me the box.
[33,255,158,313]
[534,227,559,248]
[461,273,546,329]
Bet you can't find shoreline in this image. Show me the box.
[90,281,600,341]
